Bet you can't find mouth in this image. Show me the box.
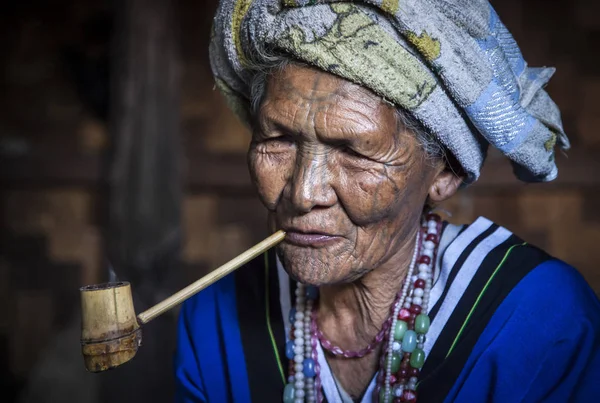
[283,227,342,247]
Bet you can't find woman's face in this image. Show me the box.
[249,64,446,285]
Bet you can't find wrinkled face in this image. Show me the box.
[249,64,443,285]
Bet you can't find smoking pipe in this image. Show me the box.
[80,230,285,372]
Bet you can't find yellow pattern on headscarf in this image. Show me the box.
[381,0,399,14]
[544,132,557,152]
[406,31,441,62]
[232,0,254,67]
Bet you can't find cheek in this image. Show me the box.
[248,148,293,210]
[336,165,426,225]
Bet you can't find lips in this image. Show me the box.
[283,227,342,247]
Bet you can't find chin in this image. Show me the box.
[276,244,355,286]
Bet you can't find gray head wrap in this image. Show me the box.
[209,0,570,183]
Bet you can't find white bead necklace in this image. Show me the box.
[380,215,440,402]
[285,284,320,403]
[382,230,421,402]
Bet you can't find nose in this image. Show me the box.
[289,148,337,214]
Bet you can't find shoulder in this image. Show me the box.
[437,215,600,349]
[476,249,600,353]
[508,258,600,323]
[446,215,599,318]
[178,272,237,340]
[445,257,600,402]
[179,249,271,324]
[180,273,232,314]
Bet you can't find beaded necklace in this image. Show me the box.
[284,283,320,403]
[283,214,441,403]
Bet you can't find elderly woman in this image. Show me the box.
[175,1,600,402]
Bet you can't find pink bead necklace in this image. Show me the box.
[376,214,441,403]
[315,296,401,359]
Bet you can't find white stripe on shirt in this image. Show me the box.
[424,222,511,356]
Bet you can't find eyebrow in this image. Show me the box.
[258,112,299,138]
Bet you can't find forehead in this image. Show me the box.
[259,64,398,139]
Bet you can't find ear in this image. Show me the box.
[428,168,463,203]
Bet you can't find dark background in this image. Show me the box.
[1,0,598,402]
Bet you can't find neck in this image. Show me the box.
[316,225,419,349]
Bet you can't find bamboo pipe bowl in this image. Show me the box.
[80,282,141,372]
[79,230,286,372]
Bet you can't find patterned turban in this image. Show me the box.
[209,0,570,183]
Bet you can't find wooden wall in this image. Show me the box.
[0,0,598,402]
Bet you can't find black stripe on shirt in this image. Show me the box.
[418,239,551,402]
[422,233,520,380]
[428,223,499,323]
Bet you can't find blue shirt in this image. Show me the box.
[174,220,600,402]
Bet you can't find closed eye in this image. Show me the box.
[253,133,296,154]
[339,144,365,159]
[265,134,294,144]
